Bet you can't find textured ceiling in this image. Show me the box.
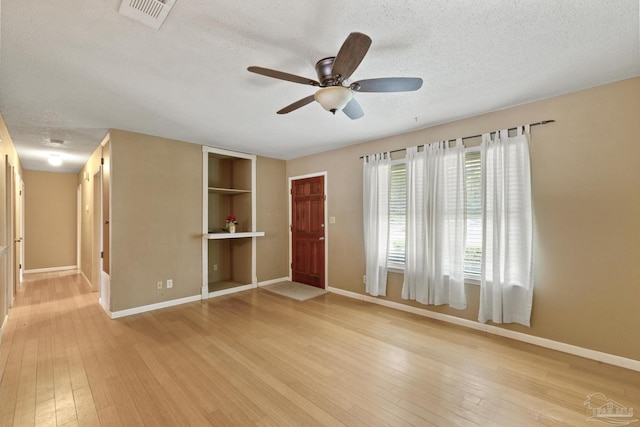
[1,1,639,173]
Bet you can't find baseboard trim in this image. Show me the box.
[207,284,254,298]
[24,265,78,274]
[80,271,93,291]
[99,297,112,318]
[0,314,7,345]
[327,286,640,372]
[110,295,201,319]
[257,277,290,287]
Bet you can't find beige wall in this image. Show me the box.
[256,156,289,281]
[286,77,640,361]
[109,130,203,311]
[23,171,77,270]
[0,113,24,333]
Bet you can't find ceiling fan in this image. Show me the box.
[247,32,423,119]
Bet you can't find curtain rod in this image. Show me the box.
[360,119,555,159]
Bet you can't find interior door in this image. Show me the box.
[102,142,110,275]
[5,159,15,306]
[92,170,101,292]
[14,176,23,288]
[291,175,325,288]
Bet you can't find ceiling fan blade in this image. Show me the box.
[248,66,320,87]
[332,32,372,81]
[351,77,423,93]
[342,98,364,120]
[277,95,316,114]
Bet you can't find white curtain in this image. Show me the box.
[363,153,391,296]
[478,126,534,326]
[402,141,467,309]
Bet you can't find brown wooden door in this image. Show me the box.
[291,176,325,288]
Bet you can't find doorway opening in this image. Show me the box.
[93,139,111,312]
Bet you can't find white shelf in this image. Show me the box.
[205,232,265,240]
[208,187,251,195]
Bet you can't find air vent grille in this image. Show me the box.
[119,0,176,30]
[133,0,165,19]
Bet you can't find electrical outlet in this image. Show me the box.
[166,279,173,289]
[156,281,162,290]
[213,264,218,271]
[363,275,366,284]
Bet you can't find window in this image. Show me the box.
[388,162,406,268]
[385,148,482,281]
[464,148,482,280]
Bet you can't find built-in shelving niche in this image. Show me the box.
[202,147,264,297]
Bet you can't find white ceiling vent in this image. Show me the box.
[118,0,176,30]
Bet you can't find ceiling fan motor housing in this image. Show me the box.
[315,57,339,86]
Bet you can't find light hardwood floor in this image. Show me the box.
[1,272,639,426]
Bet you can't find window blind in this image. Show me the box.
[464,149,482,278]
[388,162,406,266]
[385,149,482,278]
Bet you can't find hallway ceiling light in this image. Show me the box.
[48,153,62,166]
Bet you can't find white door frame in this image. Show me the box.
[77,185,81,270]
[95,135,111,312]
[288,171,328,287]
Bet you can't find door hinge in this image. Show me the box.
[290,188,293,195]
[324,194,327,200]
[101,157,104,165]
[100,251,104,259]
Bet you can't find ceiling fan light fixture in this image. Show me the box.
[314,86,353,114]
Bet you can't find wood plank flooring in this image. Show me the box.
[1,271,639,426]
